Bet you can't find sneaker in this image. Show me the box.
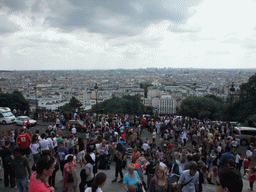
[112,178,117,182]
[118,179,123,183]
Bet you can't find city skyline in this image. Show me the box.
[1,0,256,70]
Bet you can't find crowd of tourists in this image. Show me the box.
[0,112,255,192]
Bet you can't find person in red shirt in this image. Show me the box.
[26,119,31,129]
[243,156,250,176]
[16,128,31,157]
[247,167,256,191]
[29,154,56,192]
[140,118,146,134]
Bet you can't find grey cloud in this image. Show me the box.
[0,0,28,11]
[44,0,203,37]
[0,16,20,34]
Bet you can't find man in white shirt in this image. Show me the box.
[39,133,50,154]
[177,164,199,192]
[71,125,77,134]
[141,140,150,152]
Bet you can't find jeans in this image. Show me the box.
[33,153,40,164]
[16,177,28,192]
[4,164,15,188]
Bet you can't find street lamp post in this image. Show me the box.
[34,85,38,120]
[229,82,235,106]
[94,83,98,114]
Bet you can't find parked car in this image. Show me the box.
[66,120,86,132]
[0,107,16,124]
[15,116,37,126]
[233,126,256,146]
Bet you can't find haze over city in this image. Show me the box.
[1,0,256,70]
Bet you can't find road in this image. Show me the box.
[0,119,252,192]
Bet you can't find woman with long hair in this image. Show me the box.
[77,137,86,167]
[112,143,123,183]
[79,155,95,192]
[149,166,169,192]
[84,172,107,192]
[63,155,78,192]
[28,155,55,192]
[29,134,40,164]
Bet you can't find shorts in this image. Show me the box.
[21,147,31,155]
[77,150,86,163]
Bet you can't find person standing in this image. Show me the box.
[28,155,56,192]
[57,142,69,177]
[0,140,15,188]
[216,169,243,192]
[112,143,124,183]
[219,145,235,171]
[71,125,77,135]
[29,135,40,164]
[63,156,78,192]
[84,172,107,192]
[16,128,31,158]
[79,155,95,192]
[123,163,141,192]
[149,166,169,192]
[177,164,199,192]
[11,148,31,192]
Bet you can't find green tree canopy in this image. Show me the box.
[228,73,256,123]
[59,96,82,113]
[91,94,145,115]
[69,96,82,109]
[178,95,224,120]
[0,90,29,111]
[240,73,256,100]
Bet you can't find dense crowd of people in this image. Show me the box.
[0,112,255,192]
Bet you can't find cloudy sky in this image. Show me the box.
[1,0,256,70]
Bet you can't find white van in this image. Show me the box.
[233,126,256,146]
[0,107,16,124]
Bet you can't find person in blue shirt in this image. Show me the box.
[192,133,197,147]
[123,163,141,191]
[57,142,69,177]
[219,145,235,170]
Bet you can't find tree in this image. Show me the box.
[69,96,82,110]
[228,73,256,123]
[90,94,145,115]
[59,96,82,113]
[178,95,224,120]
[240,73,256,100]
[0,90,29,111]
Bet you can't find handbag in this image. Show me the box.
[67,173,74,183]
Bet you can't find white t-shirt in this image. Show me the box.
[30,143,40,154]
[85,187,103,192]
[48,125,53,130]
[152,131,156,139]
[71,127,77,134]
[39,139,50,151]
[46,138,54,149]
